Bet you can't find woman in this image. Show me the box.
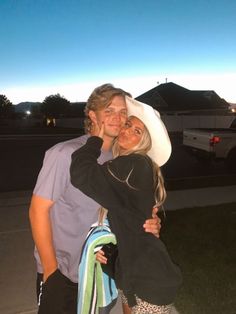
[70,97,182,314]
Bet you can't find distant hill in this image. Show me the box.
[14,102,42,112]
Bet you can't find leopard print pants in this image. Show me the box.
[120,291,173,314]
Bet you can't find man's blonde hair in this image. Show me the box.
[84,83,131,133]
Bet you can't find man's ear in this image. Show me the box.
[88,110,97,124]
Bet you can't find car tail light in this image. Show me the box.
[209,136,221,146]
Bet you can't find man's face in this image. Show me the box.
[94,95,128,139]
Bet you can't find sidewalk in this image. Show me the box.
[1,185,236,314]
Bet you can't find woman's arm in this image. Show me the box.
[70,136,121,208]
[71,136,161,237]
[70,136,153,210]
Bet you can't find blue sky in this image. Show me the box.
[1,0,236,104]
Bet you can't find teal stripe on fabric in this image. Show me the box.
[77,219,118,314]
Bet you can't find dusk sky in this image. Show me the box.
[1,0,236,104]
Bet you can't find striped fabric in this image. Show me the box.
[77,219,118,314]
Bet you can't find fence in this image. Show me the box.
[1,115,235,132]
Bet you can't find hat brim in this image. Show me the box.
[125,96,172,166]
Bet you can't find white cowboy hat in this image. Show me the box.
[125,96,172,166]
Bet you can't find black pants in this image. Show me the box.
[36,270,117,314]
[37,270,78,314]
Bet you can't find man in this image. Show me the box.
[29,84,161,314]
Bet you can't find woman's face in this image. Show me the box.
[117,116,145,151]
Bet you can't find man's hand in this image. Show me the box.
[143,207,161,238]
[95,249,107,264]
[43,267,57,282]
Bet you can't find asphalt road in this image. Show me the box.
[0,133,230,192]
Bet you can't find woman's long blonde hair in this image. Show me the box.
[112,116,166,208]
[98,116,167,225]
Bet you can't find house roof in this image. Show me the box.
[135,82,229,113]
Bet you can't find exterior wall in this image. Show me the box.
[1,115,235,132]
[57,115,235,132]
[161,115,235,132]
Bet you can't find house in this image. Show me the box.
[229,103,236,113]
[135,82,233,131]
[135,82,230,115]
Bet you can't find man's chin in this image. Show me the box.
[105,129,120,138]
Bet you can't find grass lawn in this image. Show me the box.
[166,175,236,191]
[161,202,236,314]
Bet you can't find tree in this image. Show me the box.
[41,94,71,119]
[30,103,43,118]
[0,94,13,118]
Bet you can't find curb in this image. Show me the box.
[0,190,32,207]
[1,185,236,209]
[165,185,236,210]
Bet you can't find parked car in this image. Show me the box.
[183,117,236,172]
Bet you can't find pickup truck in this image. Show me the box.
[183,117,236,172]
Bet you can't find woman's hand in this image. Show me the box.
[93,120,105,139]
[98,122,105,139]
